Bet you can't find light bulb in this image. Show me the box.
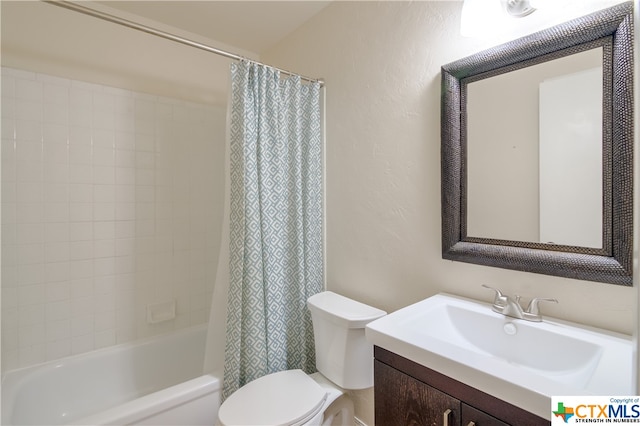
[502,0,536,17]
[461,0,507,37]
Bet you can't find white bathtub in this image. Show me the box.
[1,325,221,426]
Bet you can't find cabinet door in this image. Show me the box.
[462,403,510,426]
[375,360,460,426]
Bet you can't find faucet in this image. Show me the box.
[482,285,557,322]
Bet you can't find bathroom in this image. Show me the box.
[1,0,639,425]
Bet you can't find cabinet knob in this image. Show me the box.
[467,422,476,426]
[443,409,452,426]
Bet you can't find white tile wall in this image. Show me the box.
[1,67,226,372]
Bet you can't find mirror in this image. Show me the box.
[441,2,633,285]
[467,47,604,248]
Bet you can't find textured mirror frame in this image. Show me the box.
[441,2,634,285]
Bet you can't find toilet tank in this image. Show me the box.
[307,291,386,389]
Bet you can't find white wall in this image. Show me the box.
[0,1,239,106]
[262,2,637,424]
[1,67,226,371]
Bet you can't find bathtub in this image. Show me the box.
[1,324,221,425]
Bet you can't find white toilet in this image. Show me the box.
[218,291,386,426]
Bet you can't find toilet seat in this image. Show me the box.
[218,369,328,426]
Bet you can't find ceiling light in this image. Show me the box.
[502,0,537,18]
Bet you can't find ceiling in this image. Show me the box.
[94,1,332,55]
[0,1,331,104]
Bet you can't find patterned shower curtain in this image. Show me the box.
[222,61,323,399]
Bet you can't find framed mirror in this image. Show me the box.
[441,2,634,285]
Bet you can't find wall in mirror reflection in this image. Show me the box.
[466,47,603,249]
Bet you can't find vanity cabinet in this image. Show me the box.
[373,347,549,426]
[461,404,508,426]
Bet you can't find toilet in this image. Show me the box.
[218,291,386,426]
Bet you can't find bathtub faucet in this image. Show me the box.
[481,284,557,322]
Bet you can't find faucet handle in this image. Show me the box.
[525,298,558,315]
[481,284,506,307]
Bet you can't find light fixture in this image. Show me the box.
[460,0,503,38]
[502,0,536,17]
[461,0,539,38]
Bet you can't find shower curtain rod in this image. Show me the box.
[42,0,324,86]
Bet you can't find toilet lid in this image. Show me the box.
[218,369,328,426]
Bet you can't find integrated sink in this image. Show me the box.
[365,293,633,419]
[419,302,602,385]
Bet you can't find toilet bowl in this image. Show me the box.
[218,291,386,426]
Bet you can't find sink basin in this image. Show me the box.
[420,303,603,384]
[365,293,633,420]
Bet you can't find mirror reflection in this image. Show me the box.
[466,47,603,248]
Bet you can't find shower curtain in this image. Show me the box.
[221,61,323,399]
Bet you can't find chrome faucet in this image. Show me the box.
[482,285,557,322]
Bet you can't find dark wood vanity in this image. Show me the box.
[374,347,550,426]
